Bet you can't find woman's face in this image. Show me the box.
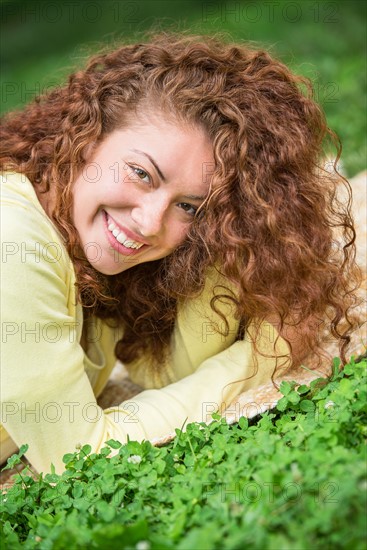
[71,115,214,275]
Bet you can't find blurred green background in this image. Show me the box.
[1,0,366,175]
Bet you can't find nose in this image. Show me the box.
[130,198,167,238]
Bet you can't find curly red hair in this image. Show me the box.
[0,32,360,370]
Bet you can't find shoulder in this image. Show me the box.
[2,171,42,210]
[1,171,70,271]
[1,174,78,332]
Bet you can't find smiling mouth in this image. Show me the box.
[104,212,145,250]
[107,222,144,249]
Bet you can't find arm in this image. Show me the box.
[102,277,291,443]
[0,199,121,473]
[104,320,290,443]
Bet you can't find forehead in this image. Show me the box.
[112,116,214,192]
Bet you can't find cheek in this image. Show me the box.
[165,222,190,250]
[73,186,95,225]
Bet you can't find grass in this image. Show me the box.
[1,356,366,549]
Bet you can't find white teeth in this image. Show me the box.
[116,233,126,244]
[106,217,144,250]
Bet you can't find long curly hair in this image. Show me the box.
[0,32,360,371]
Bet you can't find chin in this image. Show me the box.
[100,266,131,276]
[88,260,128,276]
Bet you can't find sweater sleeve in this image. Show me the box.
[0,198,128,473]
[102,308,290,443]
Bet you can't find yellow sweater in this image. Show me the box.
[0,172,289,473]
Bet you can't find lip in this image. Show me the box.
[103,211,148,257]
[105,211,150,245]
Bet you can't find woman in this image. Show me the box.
[0,33,359,474]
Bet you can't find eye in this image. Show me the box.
[129,165,151,184]
[178,202,198,217]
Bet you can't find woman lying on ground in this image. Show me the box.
[0,32,359,474]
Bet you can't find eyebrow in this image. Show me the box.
[130,149,166,182]
[182,193,207,202]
